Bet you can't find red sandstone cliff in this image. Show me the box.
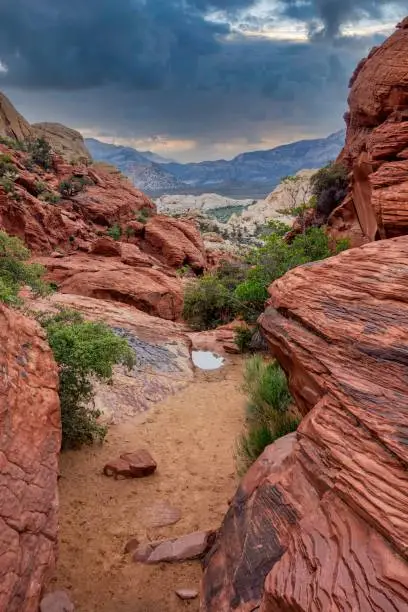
[330,18,408,243]
[201,237,408,611]
[0,124,206,320]
[0,304,61,612]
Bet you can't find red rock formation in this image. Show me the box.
[201,237,408,611]
[144,215,206,272]
[0,304,61,612]
[331,18,408,242]
[35,253,183,320]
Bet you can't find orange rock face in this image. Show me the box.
[36,253,184,320]
[0,149,154,254]
[332,18,408,242]
[144,215,206,272]
[0,305,61,612]
[201,237,408,611]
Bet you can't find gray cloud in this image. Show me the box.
[0,0,405,160]
[280,0,407,38]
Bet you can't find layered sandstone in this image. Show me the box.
[202,237,408,611]
[33,122,91,163]
[35,253,183,320]
[331,18,408,242]
[0,305,61,612]
[0,92,34,141]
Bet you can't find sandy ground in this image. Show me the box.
[51,357,246,612]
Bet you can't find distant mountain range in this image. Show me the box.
[85,130,345,198]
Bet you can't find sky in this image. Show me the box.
[0,1,406,162]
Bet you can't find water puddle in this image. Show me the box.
[192,350,225,370]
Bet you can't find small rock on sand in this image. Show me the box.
[175,589,198,600]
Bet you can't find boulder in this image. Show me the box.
[90,236,121,257]
[176,589,198,601]
[103,449,157,479]
[35,254,184,320]
[332,18,408,242]
[201,237,408,611]
[144,215,206,271]
[134,530,215,564]
[0,304,61,612]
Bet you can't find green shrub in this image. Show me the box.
[0,136,28,151]
[236,355,299,472]
[28,137,53,169]
[134,207,151,224]
[216,260,249,291]
[58,176,90,197]
[234,226,336,322]
[183,226,349,330]
[40,309,136,449]
[40,191,61,204]
[107,224,122,241]
[0,230,49,305]
[183,274,237,330]
[234,325,253,353]
[125,226,135,239]
[311,162,348,219]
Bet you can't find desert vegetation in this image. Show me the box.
[236,355,299,472]
[0,231,49,305]
[0,229,135,449]
[183,225,348,330]
[40,309,135,449]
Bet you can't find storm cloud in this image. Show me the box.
[0,0,405,160]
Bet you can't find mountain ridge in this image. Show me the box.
[85,130,345,197]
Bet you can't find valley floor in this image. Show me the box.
[51,358,245,612]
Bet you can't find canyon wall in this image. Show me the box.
[0,305,61,612]
[202,237,408,611]
[330,17,408,243]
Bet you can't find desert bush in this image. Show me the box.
[28,137,53,169]
[0,136,28,151]
[183,226,348,330]
[234,226,337,322]
[58,176,90,197]
[0,230,49,305]
[236,355,299,472]
[107,224,122,241]
[40,190,61,204]
[216,259,249,291]
[135,207,151,224]
[311,162,348,219]
[234,325,253,353]
[40,309,136,449]
[183,274,237,330]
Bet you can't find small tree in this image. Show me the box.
[29,137,53,169]
[40,309,136,449]
[107,224,122,241]
[311,162,348,219]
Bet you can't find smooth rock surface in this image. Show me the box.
[0,305,61,612]
[202,237,408,611]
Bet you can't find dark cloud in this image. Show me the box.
[281,0,407,38]
[0,0,404,160]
